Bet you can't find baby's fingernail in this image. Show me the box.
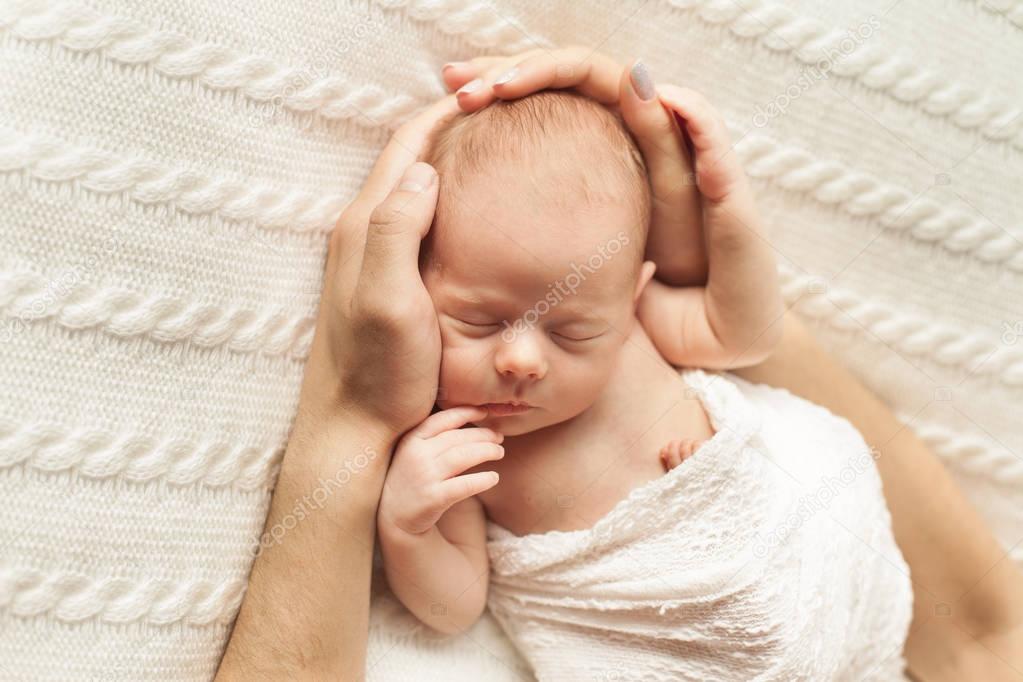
[457,78,483,95]
[630,60,655,101]
[442,61,466,72]
[494,67,518,85]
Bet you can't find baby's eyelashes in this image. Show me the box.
[550,331,603,343]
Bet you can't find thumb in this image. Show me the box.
[358,162,438,307]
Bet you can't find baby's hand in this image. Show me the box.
[635,87,784,369]
[660,438,704,472]
[378,406,504,536]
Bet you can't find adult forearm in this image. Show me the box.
[216,404,399,681]
[733,312,1023,679]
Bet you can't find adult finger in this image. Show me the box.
[410,405,490,440]
[492,47,622,104]
[441,55,516,92]
[619,61,706,284]
[353,161,439,315]
[330,95,459,292]
[453,46,623,112]
[656,85,751,206]
[359,94,461,209]
[451,48,546,111]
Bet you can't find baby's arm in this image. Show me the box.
[636,88,783,369]
[377,406,504,635]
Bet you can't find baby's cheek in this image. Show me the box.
[437,339,489,404]
[558,351,616,406]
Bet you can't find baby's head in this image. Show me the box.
[420,91,654,436]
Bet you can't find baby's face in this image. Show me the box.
[423,169,647,436]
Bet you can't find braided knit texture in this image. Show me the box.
[1,1,1020,681]
[0,127,348,234]
[666,0,1023,150]
[0,567,246,626]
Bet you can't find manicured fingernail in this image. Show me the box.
[457,78,482,95]
[494,68,518,85]
[630,60,655,101]
[398,162,435,192]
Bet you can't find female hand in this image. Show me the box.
[442,49,783,364]
[441,47,708,285]
[301,94,461,439]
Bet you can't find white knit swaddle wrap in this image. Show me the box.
[486,369,913,681]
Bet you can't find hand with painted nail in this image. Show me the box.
[441,48,704,284]
[440,50,782,368]
[634,85,785,368]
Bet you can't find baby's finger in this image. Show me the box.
[619,62,705,285]
[432,426,504,451]
[410,405,489,440]
[436,471,500,509]
[679,439,701,461]
[660,444,682,471]
[440,442,505,478]
[656,85,751,205]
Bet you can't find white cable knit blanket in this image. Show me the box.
[485,369,913,681]
[2,0,1019,679]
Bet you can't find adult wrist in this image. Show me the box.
[277,397,400,513]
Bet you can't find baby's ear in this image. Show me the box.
[633,260,657,304]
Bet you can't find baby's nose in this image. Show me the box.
[495,335,548,380]
[499,363,545,380]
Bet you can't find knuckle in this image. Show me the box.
[368,201,406,234]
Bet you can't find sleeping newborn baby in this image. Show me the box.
[376,91,912,680]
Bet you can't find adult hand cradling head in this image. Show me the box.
[301,95,462,438]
